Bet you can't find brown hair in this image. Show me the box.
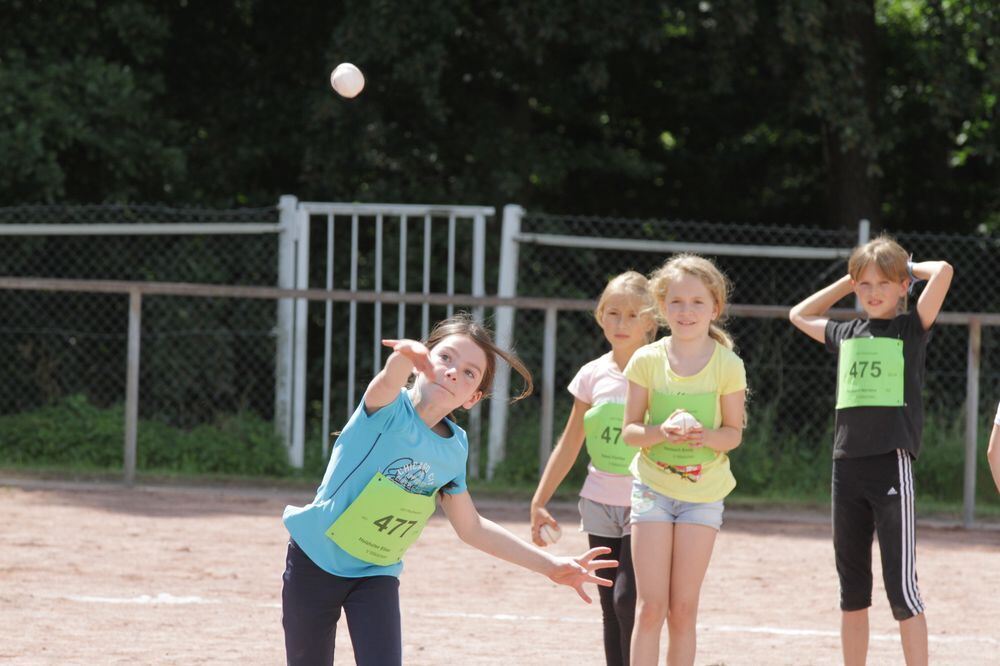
[424,312,533,403]
[594,271,659,343]
[648,253,735,349]
[848,234,909,283]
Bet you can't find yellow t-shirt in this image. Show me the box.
[623,337,747,503]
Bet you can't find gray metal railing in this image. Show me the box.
[0,276,993,526]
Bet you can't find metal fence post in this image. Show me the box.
[539,307,557,475]
[963,318,981,527]
[290,206,310,468]
[275,195,297,456]
[488,204,524,479]
[855,219,870,311]
[124,288,142,487]
[468,213,487,478]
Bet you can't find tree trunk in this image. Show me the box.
[824,0,881,232]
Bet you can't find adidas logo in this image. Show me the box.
[887,487,898,496]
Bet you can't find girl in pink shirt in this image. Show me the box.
[530,271,658,666]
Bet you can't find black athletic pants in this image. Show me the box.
[282,539,402,665]
[832,450,925,621]
[588,534,636,666]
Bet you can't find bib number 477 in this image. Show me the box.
[372,515,418,537]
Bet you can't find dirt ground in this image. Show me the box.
[1,479,998,665]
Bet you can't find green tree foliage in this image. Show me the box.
[0,1,996,230]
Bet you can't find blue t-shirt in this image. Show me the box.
[283,389,469,578]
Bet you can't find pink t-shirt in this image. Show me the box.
[568,352,635,507]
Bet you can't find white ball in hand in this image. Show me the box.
[540,523,562,545]
[330,63,365,98]
[665,411,701,436]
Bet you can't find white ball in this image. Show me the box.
[330,63,365,98]
[539,523,562,545]
[665,410,701,435]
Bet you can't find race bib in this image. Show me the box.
[583,402,634,475]
[836,338,904,409]
[647,391,718,466]
[325,473,436,565]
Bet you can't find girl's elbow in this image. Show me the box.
[452,521,479,546]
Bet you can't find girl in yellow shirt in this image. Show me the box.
[622,254,747,666]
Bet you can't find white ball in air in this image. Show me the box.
[330,63,365,98]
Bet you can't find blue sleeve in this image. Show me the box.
[356,388,410,433]
[441,468,468,495]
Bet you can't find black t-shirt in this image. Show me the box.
[824,308,931,460]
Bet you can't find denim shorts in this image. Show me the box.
[629,480,724,531]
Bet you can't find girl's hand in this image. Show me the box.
[684,428,706,448]
[530,505,559,547]
[547,547,617,603]
[381,339,434,377]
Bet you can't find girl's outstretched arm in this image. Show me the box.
[988,424,1000,495]
[364,339,435,413]
[530,398,589,546]
[912,260,954,330]
[788,275,854,343]
[440,491,616,603]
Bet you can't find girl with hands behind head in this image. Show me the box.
[789,235,952,666]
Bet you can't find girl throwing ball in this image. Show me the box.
[281,314,617,666]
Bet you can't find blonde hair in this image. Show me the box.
[424,312,533,403]
[649,253,734,349]
[594,271,659,343]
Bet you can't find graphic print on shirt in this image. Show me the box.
[383,457,438,496]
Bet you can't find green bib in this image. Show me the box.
[325,473,436,566]
[647,391,718,466]
[836,337,905,409]
[583,402,634,475]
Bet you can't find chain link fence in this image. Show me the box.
[0,205,284,474]
[2,204,999,513]
[503,213,1000,510]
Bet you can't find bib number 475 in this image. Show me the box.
[848,360,882,379]
[372,515,418,537]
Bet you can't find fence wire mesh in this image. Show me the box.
[1,204,999,510]
[506,212,1000,506]
[0,204,282,473]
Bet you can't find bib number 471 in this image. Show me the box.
[372,515,418,537]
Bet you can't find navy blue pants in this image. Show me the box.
[589,534,636,666]
[282,540,402,665]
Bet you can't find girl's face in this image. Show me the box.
[853,264,908,319]
[599,292,655,351]
[661,273,719,341]
[415,334,488,410]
